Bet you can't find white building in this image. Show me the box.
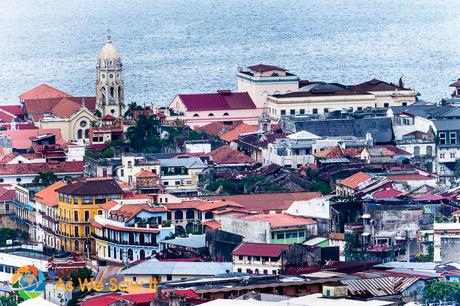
[433,222,460,263]
[262,130,370,168]
[232,242,289,275]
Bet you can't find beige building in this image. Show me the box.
[267,79,416,120]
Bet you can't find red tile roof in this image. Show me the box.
[34,181,67,206]
[339,172,373,189]
[202,220,221,229]
[177,92,257,111]
[1,128,63,150]
[220,123,258,142]
[0,161,83,175]
[166,200,244,212]
[248,64,286,73]
[50,97,82,118]
[202,192,321,213]
[351,79,407,92]
[195,121,243,135]
[19,84,71,100]
[207,146,255,165]
[102,114,116,121]
[0,187,15,202]
[233,242,290,257]
[239,213,316,229]
[0,105,23,117]
[100,200,118,211]
[24,96,96,121]
[135,170,157,178]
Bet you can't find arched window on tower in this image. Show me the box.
[77,129,83,139]
[118,86,122,99]
[110,87,114,98]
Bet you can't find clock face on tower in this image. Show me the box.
[101,74,106,79]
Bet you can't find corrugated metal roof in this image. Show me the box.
[121,260,232,276]
[343,277,420,297]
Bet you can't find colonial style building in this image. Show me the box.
[168,90,262,128]
[232,242,290,275]
[96,31,124,118]
[56,178,123,253]
[93,199,174,264]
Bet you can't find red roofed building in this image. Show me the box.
[206,145,256,168]
[0,186,16,229]
[19,84,71,102]
[168,90,262,128]
[220,122,258,143]
[232,242,290,275]
[0,161,83,184]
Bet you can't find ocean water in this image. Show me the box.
[1,0,460,106]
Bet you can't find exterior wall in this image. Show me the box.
[40,109,95,142]
[271,229,310,244]
[185,143,212,154]
[221,217,271,243]
[267,90,415,121]
[232,254,281,275]
[67,144,86,162]
[433,222,460,263]
[120,155,160,185]
[396,142,434,158]
[286,197,330,220]
[237,74,299,108]
[58,192,121,253]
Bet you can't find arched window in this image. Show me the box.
[118,86,122,99]
[223,113,229,116]
[110,87,114,98]
[174,210,184,220]
[414,146,420,157]
[129,233,135,244]
[186,209,194,220]
[139,233,145,245]
[208,113,214,117]
[127,249,133,261]
[193,114,199,117]
[84,129,89,139]
[77,129,83,139]
[139,249,145,260]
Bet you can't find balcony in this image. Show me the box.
[92,233,158,247]
[56,216,90,224]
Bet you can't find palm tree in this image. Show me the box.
[126,115,161,152]
[124,102,143,119]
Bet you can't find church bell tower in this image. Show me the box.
[96,30,124,118]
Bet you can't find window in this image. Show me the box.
[80,121,87,128]
[84,129,89,139]
[16,178,21,183]
[175,181,180,185]
[95,195,106,204]
[357,107,363,111]
[237,268,242,273]
[127,161,132,168]
[276,233,284,239]
[74,226,79,237]
[81,196,92,204]
[263,270,268,274]
[254,256,260,261]
[312,108,318,114]
[299,109,305,115]
[163,181,169,186]
[74,211,79,222]
[84,211,90,222]
[451,152,456,159]
[440,152,445,159]
[167,275,172,281]
[324,108,329,113]
[223,112,229,116]
[77,129,83,139]
[402,102,407,106]
[384,103,389,108]
[298,231,305,237]
[439,132,446,145]
[85,225,90,237]
[238,255,243,260]
[450,132,457,145]
[208,113,214,117]
[290,109,295,115]
[281,110,286,116]
[193,114,199,117]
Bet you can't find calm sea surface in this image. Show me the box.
[1,0,460,106]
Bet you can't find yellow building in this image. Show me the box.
[56,178,123,253]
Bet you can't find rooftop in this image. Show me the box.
[220,123,258,142]
[232,242,289,257]
[176,91,257,112]
[207,146,256,165]
[161,234,206,249]
[121,260,232,276]
[19,83,71,100]
[56,178,123,196]
[238,213,316,229]
[34,181,67,206]
[338,172,373,189]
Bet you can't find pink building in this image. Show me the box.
[168,90,262,129]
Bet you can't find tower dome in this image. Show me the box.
[99,30,120,60]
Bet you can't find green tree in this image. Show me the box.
[126,115,161,152]
[69,267,93,286]
[124,102,142,119]
[424,281,460,303]
[33,171,57,186]
[0,228,17,246]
